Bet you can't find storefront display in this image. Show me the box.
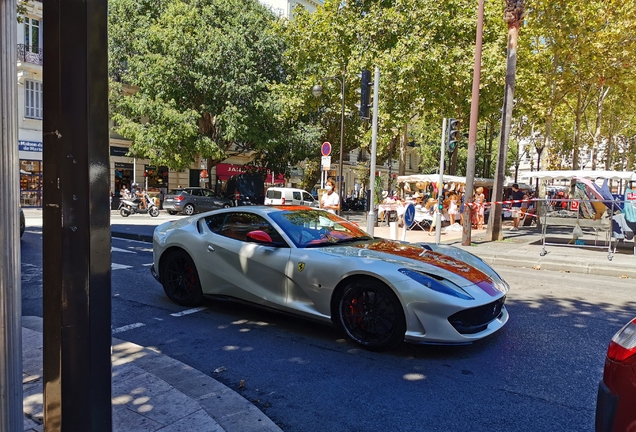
[20,159,42,207]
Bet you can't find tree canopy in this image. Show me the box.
[108,0,321,173]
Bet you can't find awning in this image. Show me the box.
[397,174,494,187]
[520,170,636,181]
[214,163,285,183]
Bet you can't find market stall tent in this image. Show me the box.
[520,170,636,181]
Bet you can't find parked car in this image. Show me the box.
[225,173,265,206]
[162,187,232,215]
[264,187,318,207]
[151,206,510,351]
[20,207,25,238]
[595,318,636,432]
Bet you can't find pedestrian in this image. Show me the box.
[510,183,525,230]
[320,179,340,214]
[448,192,458,225]
[120,184,131,200]
[475,187,485,229]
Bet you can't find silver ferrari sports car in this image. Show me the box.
[151,206,509,350]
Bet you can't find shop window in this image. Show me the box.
[20,160,43,207]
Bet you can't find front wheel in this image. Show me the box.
[335,278,406,351]
[183,203,195,215]
[160,250,203,306]
[149,207,160,217]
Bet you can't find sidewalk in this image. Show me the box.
[22,317,281,432]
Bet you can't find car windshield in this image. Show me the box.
[269,208,372,248]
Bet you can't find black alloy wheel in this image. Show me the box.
[183,203,195,215]
[160,250,204,306]
[336,278,406,351]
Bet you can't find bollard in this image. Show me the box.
[390,221,398,239]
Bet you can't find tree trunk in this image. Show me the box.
[399,123,407,176]
[487,19,520,241]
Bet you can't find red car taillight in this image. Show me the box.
[607,318,636,363]
[174,196,184,202]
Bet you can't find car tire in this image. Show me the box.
[150,207,160,217]
[120,208,130,217]
[160,250,204,306]
[167,210,177,215]
[335,277,406,351]
[183,204,195,215]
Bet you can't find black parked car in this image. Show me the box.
[163,187,233,215]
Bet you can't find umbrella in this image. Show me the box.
[575,177,604,201]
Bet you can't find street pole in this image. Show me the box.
[366,67,380,236]
[462,0,485,246]
[435,118,447,245]
[337,70,346,216]
[0,0,24,428]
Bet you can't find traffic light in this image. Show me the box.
[447,118,460,154]
[357,69,372,119]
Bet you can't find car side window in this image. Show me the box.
[204,213,227,234]
[190,189,202,196]
[303,192,314,201]
[218,213,286,245]
[293,191,301,200]
[202,189,214,197]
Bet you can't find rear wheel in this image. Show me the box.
[120,208,130,217]
[183,204,195,215]
[160,250,203,306]
[335,278,406,351]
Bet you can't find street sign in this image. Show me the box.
[321,142,332,156]
[321,156,331,170]
[403,203,415,227]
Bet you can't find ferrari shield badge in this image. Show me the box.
[297,262,305,272]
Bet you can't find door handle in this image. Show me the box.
[207,245,215,252]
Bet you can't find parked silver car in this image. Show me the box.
[163,187,232,215]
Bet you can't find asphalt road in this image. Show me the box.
[20,227,636,432]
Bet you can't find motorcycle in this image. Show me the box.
[118,193,160,217]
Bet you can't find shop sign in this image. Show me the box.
[18,140,43,152]
[110,146,129,157]
[114,162,133,169]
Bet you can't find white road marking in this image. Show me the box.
[142,263,153,266]
[170,307,207,317]
[111,247,136,254]
[112,263,133,270]
[112,322,145,334]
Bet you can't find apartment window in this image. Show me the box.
[25,80,43,119]
[24,17,40,52]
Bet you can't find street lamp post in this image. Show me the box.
[312,73,346,216]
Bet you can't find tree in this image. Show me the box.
[487,0,525,241]
[108,0,321,174]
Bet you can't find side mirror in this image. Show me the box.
[246,230,273,244]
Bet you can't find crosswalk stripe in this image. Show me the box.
[112,246,136,254]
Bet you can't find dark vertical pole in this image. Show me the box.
[42,0,112,429]
[462,0,485,246]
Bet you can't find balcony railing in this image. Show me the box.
[17,44,43,65]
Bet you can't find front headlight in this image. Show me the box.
[398,268,474,300]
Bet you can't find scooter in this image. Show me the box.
[119,193,160,217]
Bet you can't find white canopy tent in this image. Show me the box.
[520,170,636,181]
[397,174,494,187]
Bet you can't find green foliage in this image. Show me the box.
[108,0,321,173]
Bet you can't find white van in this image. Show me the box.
[265,187,318,207]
